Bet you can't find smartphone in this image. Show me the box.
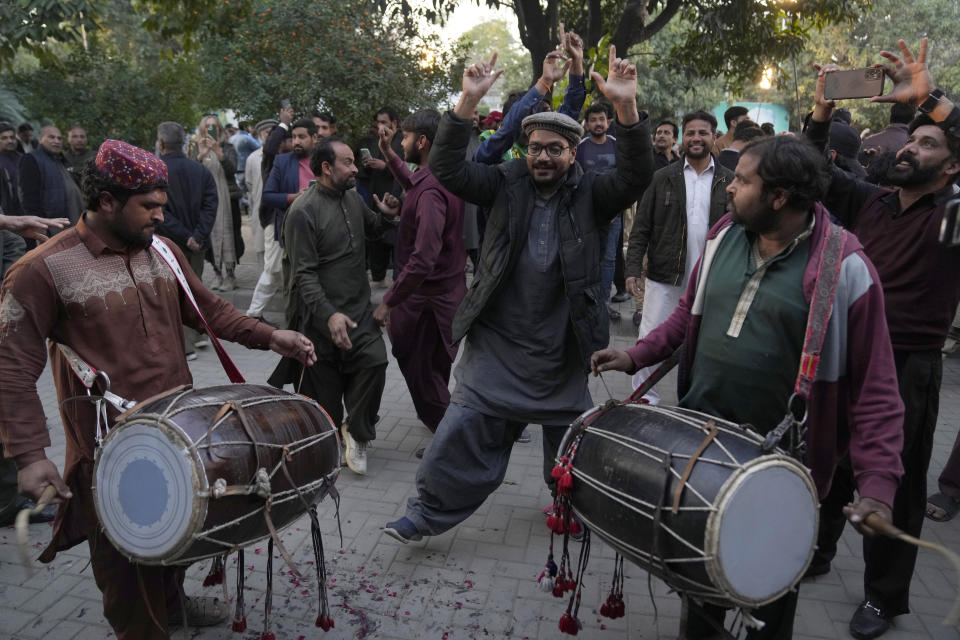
[206,124,218,138]
[823,68,885,100]
[280,98,291,109]
[360,148,373,160]
[939,198,960,247]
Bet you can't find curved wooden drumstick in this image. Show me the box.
[16,484,57,577]
[865,513,960,625]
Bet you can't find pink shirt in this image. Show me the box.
[298,156,313,190]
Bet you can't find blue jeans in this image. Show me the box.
[602,213,623,300]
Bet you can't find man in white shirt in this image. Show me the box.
[245,119,283,320]
[624,110,734,401]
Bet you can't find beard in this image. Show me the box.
[333,173,357,192]
[113,222,154,247]
[293,145,309,158]
[883,154,943,187]
[404,146,422,165]
[684,141,710,160]
[728,194,781,234]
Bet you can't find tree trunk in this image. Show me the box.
[611,0,684,54]
[515,0,559,83]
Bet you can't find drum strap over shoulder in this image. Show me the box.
[150,237,246,384]
[762,222,846,457]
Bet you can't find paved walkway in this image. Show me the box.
[1,217,958,639]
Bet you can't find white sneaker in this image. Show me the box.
[194,338,211,349]
[340,423,368,475]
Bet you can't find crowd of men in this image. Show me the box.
[0,26,958,640]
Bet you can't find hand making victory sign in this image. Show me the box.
[592,45,640,125]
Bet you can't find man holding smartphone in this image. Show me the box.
[807,38,960,640]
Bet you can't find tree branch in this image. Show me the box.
[587,0,602,48]
[612,0,684,54]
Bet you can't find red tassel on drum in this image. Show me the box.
[601,554,626,620]
[558,611,579,635]
[309,507,335,633]
[204,554,226,586]
[232,549,247,633]
[558,471,574,495]
[316,615,335,631]
[261,538,275,640]
[567,518,582,537]
[551,457,568,480]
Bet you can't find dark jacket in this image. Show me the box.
[625,159,733,286]
[262,151,303,240]
[158,151,218,250]
[429,110,653,366]
[18,147,83,226]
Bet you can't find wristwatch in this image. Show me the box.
[918,88,945,114]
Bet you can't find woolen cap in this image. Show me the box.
[522,112,584,147]
[255,119,278,133]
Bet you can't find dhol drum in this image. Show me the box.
[560,402,818,609]
[93,384,340,565]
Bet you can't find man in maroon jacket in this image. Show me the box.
[372,109,466,454]
[592,134,904,639]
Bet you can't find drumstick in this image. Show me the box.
[864,512,960,625]
[16,484,58,577]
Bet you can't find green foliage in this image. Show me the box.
[196,0,460,140]
[0,0,99,70]
[458,20,531,95]
[8,44,207,148]
[744,0,960,131]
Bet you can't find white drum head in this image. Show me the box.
[707,459,818,606]
[94,421,201,562]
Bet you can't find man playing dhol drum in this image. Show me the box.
[591,134,904,639]
[0,140,316,639]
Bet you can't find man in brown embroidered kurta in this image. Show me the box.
[0,139,315,639]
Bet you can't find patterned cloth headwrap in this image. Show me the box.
[95,139,168,190]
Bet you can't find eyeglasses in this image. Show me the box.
[527,143,569,158]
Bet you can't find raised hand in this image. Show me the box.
[590,46,639,124]
[373,193,400,218]
[540,50,571,86]
[462,52,505,101]
[279,103,295,125]
[559,23,584,75]
[872,38,934,106]
[812,62,839,122]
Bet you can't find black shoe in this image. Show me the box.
[517,429,532,443]
[611,291,631,303]
[415,447,426,459]
[382,517,423,543]
[0,496,57,526]
[849,601,891,640]
[632,310,642,327]
[802,562,831,579]
[607,305,621,320]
